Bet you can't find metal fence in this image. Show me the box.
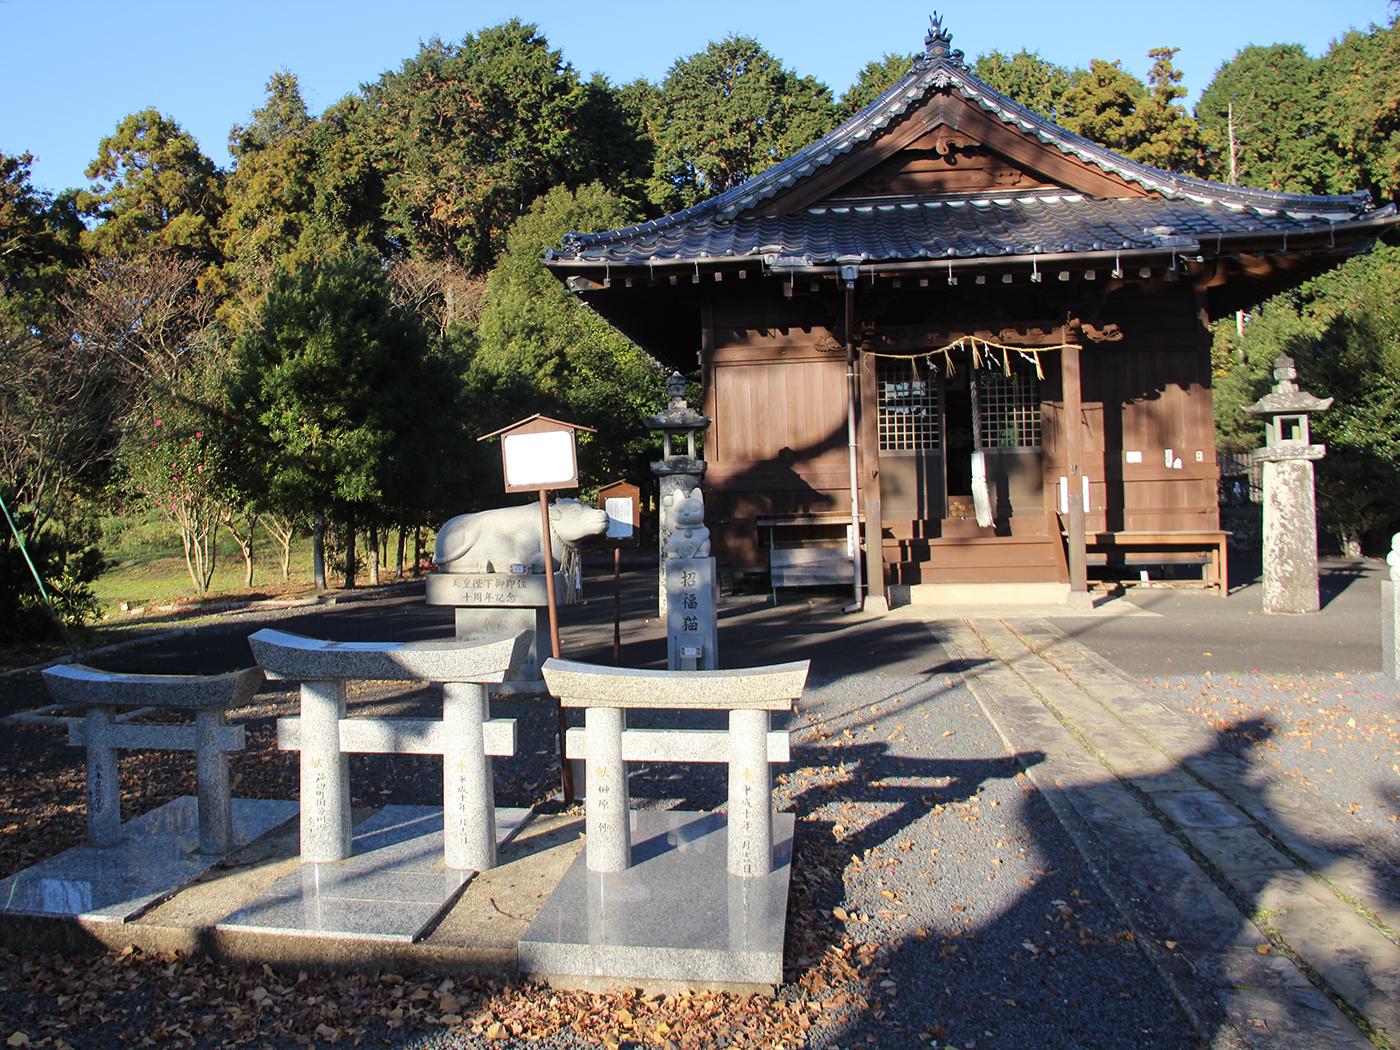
[1217,451,1262,505]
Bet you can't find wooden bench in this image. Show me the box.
[758,515,857,599]
[1085,530,1231,596]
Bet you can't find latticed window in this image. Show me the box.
[877,357,941,451]
[977,368,1041,448]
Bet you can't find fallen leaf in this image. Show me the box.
[832,907,849,921]
[7,1034,30,1048]
[1255,944,1272,955]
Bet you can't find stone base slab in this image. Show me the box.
[0,797,297,923]
[217,805,532,943]
[518,809,795,989]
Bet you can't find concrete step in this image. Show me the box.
[895,581,1071,606]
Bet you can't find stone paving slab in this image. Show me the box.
[1269,894,1400,1043]
[940,619,1377,1049]
[1036,623,1400,942]
[217,804,531,943]
[988,619,1400,1048]
[0,797,296,922]
[518,809,794,989]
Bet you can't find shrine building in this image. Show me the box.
[544,18,1399,605]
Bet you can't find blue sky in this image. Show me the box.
[2,0,1392,196]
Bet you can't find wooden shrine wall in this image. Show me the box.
[1042,285,1221,533]
[702,298,852,565]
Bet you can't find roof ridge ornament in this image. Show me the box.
[919,12,965,69]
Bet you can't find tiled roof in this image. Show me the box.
[547,191,1395,268]
[547,19,1392,269]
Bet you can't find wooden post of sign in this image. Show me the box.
[478,413,595,806]
[538,489,573,800]
[613,547,622,665]
[1061,342,1089,604]
[538,490,563,660]
[597,479,640,668]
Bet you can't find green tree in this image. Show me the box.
[647,36,837,211]
[1,154,108,634]
[972,50,1077,120]
[1059,50,1199,171]
[1,151,81,325]
[1317,17,1400,202]
[0,493,104,641]
[1213,245,1400,552]
[1196,44,1329,191]
[358,19,588,270]
[572,74,654,206]
[1129,48,1201,171]
[214,76,383,326]
[475,183,666,485]
[77,109,222,262]
[226,251,428,588]
[1060,59,1147,152]
[229,70,312,157]
[121,389,229,593]
[838,53,915,120]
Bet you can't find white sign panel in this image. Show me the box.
[502,430,575,488]
[604,497,635,539]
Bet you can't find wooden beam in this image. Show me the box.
[1060,341,1089,598]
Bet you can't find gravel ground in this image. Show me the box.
[770,670,1194,1050]
[0,665,1197,1049]
[0,577,1199,1049]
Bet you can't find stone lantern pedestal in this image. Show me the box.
[647,372,718,670]
[1247,355,1333,615]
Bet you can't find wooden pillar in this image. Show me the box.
[1061,344,1089,601]
[857,350,886,607]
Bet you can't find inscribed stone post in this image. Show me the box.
[1385,534,1399,679]
[426,571,554,692]
[647,372,712,618]
[666,559,718,670]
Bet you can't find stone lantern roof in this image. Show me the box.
[645,372,711,433]
[1245,355,1334,417]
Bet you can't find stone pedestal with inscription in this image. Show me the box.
[426,571,565,694]
[665,558,719,670]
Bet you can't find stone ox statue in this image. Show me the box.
[434,499,608,574]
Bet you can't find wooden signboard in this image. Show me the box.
[597,480,641,548]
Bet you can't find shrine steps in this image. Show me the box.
[883,518,1066,587]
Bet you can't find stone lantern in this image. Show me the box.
[646,373,711,615]
[1246,354,1333,614]
[646,372,717,668]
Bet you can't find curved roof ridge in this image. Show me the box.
[550,29,1376,259]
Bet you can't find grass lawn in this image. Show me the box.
[0,512,431,672]
[91,531,322,614]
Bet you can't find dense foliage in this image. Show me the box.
[3,15,1399,633]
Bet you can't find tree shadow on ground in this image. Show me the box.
[810,718,1394,1049]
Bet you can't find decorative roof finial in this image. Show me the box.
[923,12,965,67]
